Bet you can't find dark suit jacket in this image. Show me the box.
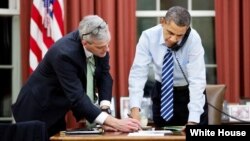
[11,30,113,132]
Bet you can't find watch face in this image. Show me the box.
[102,108,111,114]
[107,109,111,114]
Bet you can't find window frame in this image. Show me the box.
[0,0,21,123]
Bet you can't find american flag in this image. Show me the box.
[29,0,64,73]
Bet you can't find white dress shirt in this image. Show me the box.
[129,24,206,123]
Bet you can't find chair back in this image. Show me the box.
[0,120,48,141]
[206,84,226,125]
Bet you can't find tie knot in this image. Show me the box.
[163,49,173,61]
[167,49,172,54]
[88,56,95,65]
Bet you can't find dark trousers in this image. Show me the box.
[151,81,208,127]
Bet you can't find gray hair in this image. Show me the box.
[78,15,111,43]
[165,6,191,26]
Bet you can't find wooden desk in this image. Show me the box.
[50,131,186,141]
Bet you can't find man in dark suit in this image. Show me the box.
[12,15,140,137]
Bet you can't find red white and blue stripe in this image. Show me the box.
[29,0,64,73]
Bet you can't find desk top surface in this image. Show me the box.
[50,131,186,141]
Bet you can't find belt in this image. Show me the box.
[156,80,188,90]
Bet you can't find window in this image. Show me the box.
[136,0,216,90]
[0,0,20,123]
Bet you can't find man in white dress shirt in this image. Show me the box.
[128,6,208,127]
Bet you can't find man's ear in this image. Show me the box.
[160,17,165,24]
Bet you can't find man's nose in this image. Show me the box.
[169,35,178,43]
[104,45,109,52]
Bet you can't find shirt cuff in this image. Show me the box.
[100,100,111,107]
[129,93,143,109]
[95,112,109,125]
[188,111,201,123]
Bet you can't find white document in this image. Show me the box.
[128,130,172,136]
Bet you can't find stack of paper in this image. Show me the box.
[163,126,184,131]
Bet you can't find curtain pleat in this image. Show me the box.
[243,0,250,98]
[20,0,32,83]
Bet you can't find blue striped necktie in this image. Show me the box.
[161,49,174,121]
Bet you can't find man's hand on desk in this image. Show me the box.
[102,124,117,132]
[104,115,141,132]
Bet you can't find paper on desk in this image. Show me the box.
[128,130,172,136]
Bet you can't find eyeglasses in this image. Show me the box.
[82,21,107,38]
[87,41,109,50]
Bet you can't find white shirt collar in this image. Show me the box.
[83,46,93,58]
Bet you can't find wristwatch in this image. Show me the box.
[101,108,112,115]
